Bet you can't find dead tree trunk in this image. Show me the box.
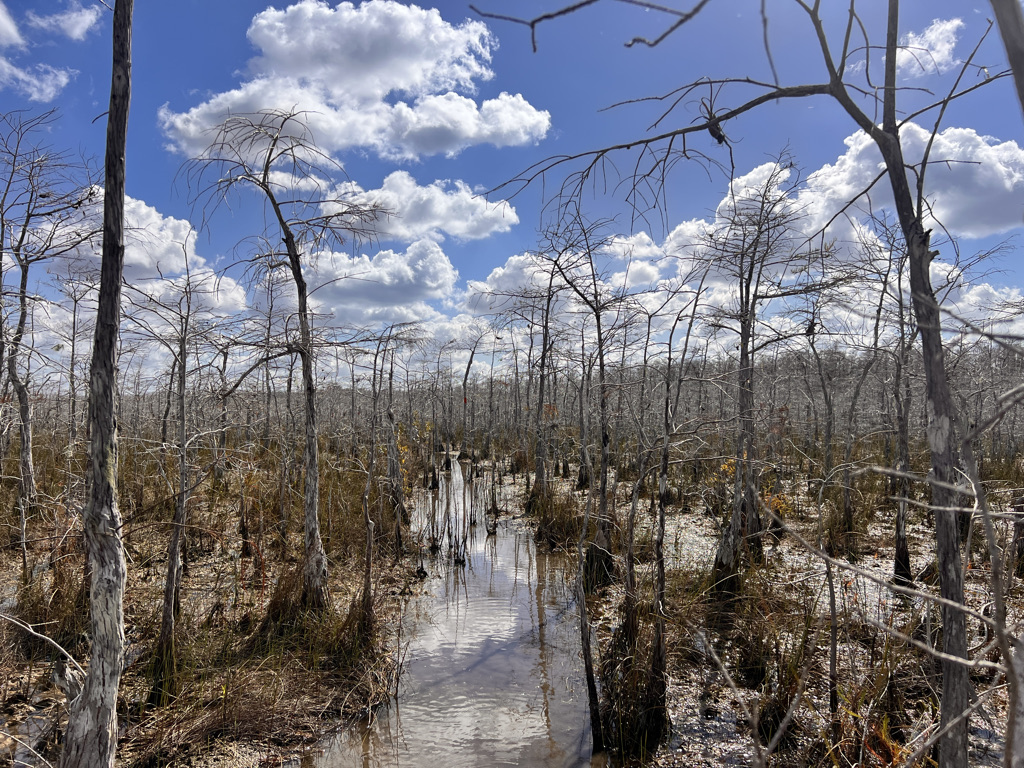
[873,4,970,759]
[574,361,605,757]
[7,259,36,514]
[150,313,189,706]
[59,1,132,765]
[278,228,329,614]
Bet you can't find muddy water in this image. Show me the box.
[1,707,55,766]
[303,463,606,768]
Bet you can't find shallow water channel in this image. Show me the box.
[300,462,607,768]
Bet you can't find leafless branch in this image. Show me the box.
[0,612,85,676]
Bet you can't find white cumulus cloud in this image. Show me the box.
[160,0,550,161]
[67,190,204,280]
[465,252,553,313]
[26,1,102,41]
[0,58,72,101]
[897,18,964,78]
[606,232,663,261]
[800,124,1024,240]
[0,0,89,102]
[609,259,661,291]
[333,171,517,243]
[311,238,459,325]
[123,197,204,278]
[246,0,492,101]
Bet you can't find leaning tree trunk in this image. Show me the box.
[874,22,970,755]
[904,221,970,767]
[5,252,37,518]
[386,350,408,548]
[11,373,35,511]
[574,376,604,756]
[461,343,476,459]
[357,351,385,637]
[59,1,132,765]
[817,0,971,755]
[991,0,1024,120]
[533,273,556,509]
[584,298,614,591]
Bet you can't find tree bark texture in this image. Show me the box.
[991,0,1024,120]
[873,63,970,768]
[905,224,970,768]
[280,228,329,613]
[893,344,914,584]
[863,4,972,761]
[8,260,36,512]
[713,308,762,593]
[59,1,132,765]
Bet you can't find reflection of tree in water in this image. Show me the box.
[310,468,599,768]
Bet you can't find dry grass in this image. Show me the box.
[3,432,1023,768]
[117,592,397,767]
[610,459,1020,767]
[0,436,406,767]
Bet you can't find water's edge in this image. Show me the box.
[296,463,606,768]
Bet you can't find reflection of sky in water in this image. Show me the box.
[307,464,605,768]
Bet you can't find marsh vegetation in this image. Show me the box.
[4,2,1024,768]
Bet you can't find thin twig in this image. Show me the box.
[0,612,85,676]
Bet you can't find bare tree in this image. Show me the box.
[474,1,1006,760]
[185,109,385,614]
[701,158,819,595]
[60,1,132,765]
[125,255,225,706]
[51,265,97,452]
[385,331,418,548]
[802,232,888,555]
[547,209,621,589]
[0,110,95,518]
[475,253,567,522]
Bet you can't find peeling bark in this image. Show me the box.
[59,2,132,765]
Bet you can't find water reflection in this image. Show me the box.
[306,461,606,768]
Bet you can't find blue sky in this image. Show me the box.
[1,0,1023,364]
